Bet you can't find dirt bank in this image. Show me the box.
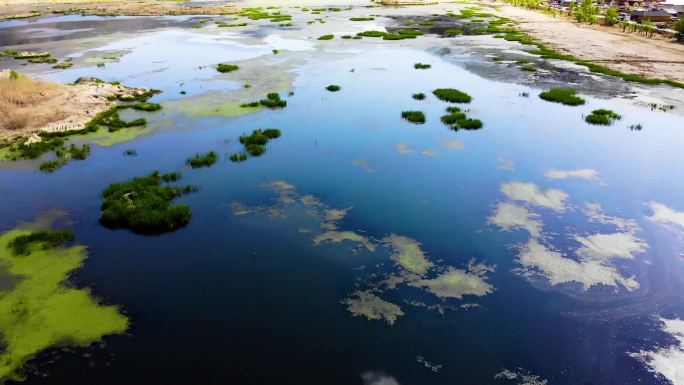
[498,5,684,83]
[0,70,149,144]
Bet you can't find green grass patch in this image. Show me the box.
[414,63,431,69]
[100,171,195,234]
[326,85,341,92]
[238,128,281,158]
[520,64,537,72]
[131,102,161,111]
[440,106,483,131]
[539,87,585,106]
[318,34,334,40]
[39,159,68,173]
[401,111,426,124]
[216,63,240,73]
[186,151,218,168]
[350,17,374,21]
[7,229,74,256]
[433,88,472,103]
[229,153,248,162]
[412,93,426,100]
[585,109,621,125]
[259,93,287,108]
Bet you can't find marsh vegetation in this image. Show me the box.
[401,111,426,124]
[539,88,585,106]
[216,63,240,73]
[237,128,282,158]
[326,85,341,92]
[186,151,218,168]
[99,171,195,234]
[440,106,483,130]
[585,109,621,125]
[433,88,473,103]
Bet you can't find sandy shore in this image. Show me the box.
[498,5,684,83]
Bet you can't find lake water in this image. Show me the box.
[2,6,684,385]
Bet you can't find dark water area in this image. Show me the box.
[2,9,684,385]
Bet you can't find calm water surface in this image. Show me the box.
[1,8,684,385]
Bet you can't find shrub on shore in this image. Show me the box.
[538,87,585,106]
[99,171,195,234]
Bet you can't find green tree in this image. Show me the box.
[675,16,684,42]
[575,0,598,23]
[604,7,619,26]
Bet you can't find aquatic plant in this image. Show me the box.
[629,123,643,131]
[259,93,287,108]
[237,128,281,158]
[99,171,195,234]
[585,109,621,125]
[318,34,334,40]
[414,63,431,69]
[52,62,73,70]
[216,63,240,73]
[412,93,426,100]
[326,85,341,92]
[186,151,218,168]
[10,137,65,160]
[229,153,248,162]
[240,101,260,108]
[0,225,128,382]
[401,111,426,124]
[350,17,374,21]
[132,102,162,111]
[520,64,537,72]
[7,229,74,256]
[116,89,160,103]
[440,106,483,130]
[123,148,137,156]
[68,144,90,160]
[538,87,585,106]
[433,88,472,103]
[217,22,247,27]
[444,29,463,37]
[38,159,68,173]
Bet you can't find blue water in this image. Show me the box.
[1,11,684,385]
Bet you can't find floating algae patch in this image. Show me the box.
[71,124,153,147]
[342,290,404,325]
[410,263,494,299]
[172,57,296,118]
[0,224,128,382]
[313,231,376,252]
[384,234,433,276]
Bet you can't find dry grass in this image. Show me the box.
[0,73,69,137]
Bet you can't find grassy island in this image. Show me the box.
[186,151,218,168]
[585,109,621,125]
[433,88,472,103]
[539,88,585,106]
[401,111,426,124]
[99,171,195,234]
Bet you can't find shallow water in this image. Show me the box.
[1,6,684,385]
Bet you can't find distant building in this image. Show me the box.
[630,9,673,21]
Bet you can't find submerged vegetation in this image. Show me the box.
[433,88,473,103]
[401,111,426,124]
[585,109,621,125]
[186,151,218,168]
[99,171,195,234]
[539,87,585,106]
[0,225,128,382]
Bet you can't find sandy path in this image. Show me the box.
[498,5,684,83]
